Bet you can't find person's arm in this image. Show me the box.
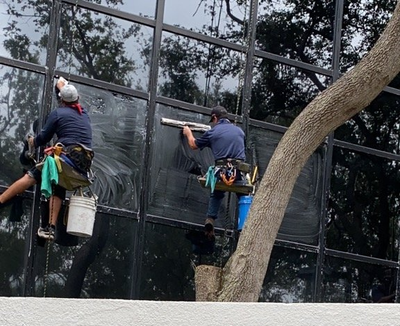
[31,111,58,148]
[183,126,198,150]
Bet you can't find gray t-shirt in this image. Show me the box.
[195,119,245,161]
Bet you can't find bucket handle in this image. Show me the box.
[72,186,98,206]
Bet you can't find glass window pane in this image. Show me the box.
[140,223,235,300]
[76,83,147,211]
[251,59,331,127]
[328,148,400,261]
[0,66,44,297]
[149,104,240,230]
[149,105,212,225]
[158,32,243,108]
[164,0,248,45]
[0,200,33,296]
[0,66,44,184]
[260,246,316,302]
[140,224,195,300]
[341,1,398,90]
[58,4,152,90]
[322,256,397,303]
[256,0,333,70]
[97,0,156,18]
[0,1,48,64]
[33,213,137,298]
[334,92,400,152]
[249,126,324,245]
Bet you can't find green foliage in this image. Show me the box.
[1,0,400,302]
[58,5,138,86]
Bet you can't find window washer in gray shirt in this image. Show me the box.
[183,106,246,240]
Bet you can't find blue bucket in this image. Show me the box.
[238,195,253,230]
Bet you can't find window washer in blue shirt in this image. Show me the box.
[0,78,93,241]
[183,106,246,240]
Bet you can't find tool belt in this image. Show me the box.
[215,158,250,173]
[65,143,94,173]
[36,142,94,191]
[44,143,94,173]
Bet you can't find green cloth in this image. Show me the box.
[205,166,217,193]
[41,156,59,198]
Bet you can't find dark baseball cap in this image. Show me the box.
[209,106,228,122]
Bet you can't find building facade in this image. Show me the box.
[0,0,399,302]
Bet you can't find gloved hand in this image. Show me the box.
[57,76,68,89]
[24,133,35,160]
[54,76,68,100]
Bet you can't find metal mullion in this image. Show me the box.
[156,95,234,118]
[0,57,47,74]
[333,139,400,161]
[61,0,156,28]
[325,248,399,268]
[129,0,165,300]
[254,49,333,77]
[162,23,245,53]
[55,71,149,101]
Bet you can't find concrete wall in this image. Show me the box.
[1,298,400,326]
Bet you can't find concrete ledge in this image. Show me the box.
[1,297,399,326]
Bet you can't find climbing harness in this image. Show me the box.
[205,163,238,190]
[36,143,94,191]
[199,158,254,195]
[219,162,237,186]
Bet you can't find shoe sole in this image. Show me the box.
[37,230,53,240]
[205,223,214,232]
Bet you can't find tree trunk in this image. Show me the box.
[196,0,400,302]
[195,265,222,301]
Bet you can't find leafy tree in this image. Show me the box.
[202,0,400,301]
[2,0,400,302]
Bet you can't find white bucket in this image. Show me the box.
[67,194,97,237]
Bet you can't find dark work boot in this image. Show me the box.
[204,217,215,241]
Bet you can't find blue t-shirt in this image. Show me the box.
[195,119,245,161]
[35,106,92,148]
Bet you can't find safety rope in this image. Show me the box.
[234,0,249,125]
[43,192,54,297]
[67,0,80,81]
[203,0,224,107]
[217,191,232,268]
[43,238,51,297]
[204,0,217,106]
